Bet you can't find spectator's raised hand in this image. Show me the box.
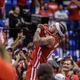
[0,32,6,47]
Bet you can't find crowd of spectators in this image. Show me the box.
[0,0,80,80]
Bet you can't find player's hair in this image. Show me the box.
[52,22,67,37]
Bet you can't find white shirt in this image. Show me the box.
[54,10,68,20]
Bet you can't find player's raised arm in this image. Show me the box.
[33,24,54,46]
[33,24,41,43]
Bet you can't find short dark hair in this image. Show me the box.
[36,63,53,80]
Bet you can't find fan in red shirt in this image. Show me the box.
[48,2,59,14]
[0,30,17,80]
[68,0,80,20]
[0,46,17,80]
[17,0,27,8]
[39,3,52,17]
[0,57,17,80]
[26,22,68,80]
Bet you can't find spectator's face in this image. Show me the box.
[44,3,48,9]
[14,7,20,15]
[19,51,24,56]
[59,5,63,10]
[7,49,13,57]
[41,6,44,10]
[62,60,72,72]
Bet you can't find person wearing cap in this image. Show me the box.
[26,22,68,80]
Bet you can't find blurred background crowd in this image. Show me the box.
[0,0,80,80]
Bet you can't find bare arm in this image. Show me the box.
[0,35,11,63]
[12,33,25,49]
[33,27,54,46]
[33,27,41,43]
[11,36,20,49]
[13,54,20,67]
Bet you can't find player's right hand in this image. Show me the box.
[37,24,43,28]
[37,24,44,30]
